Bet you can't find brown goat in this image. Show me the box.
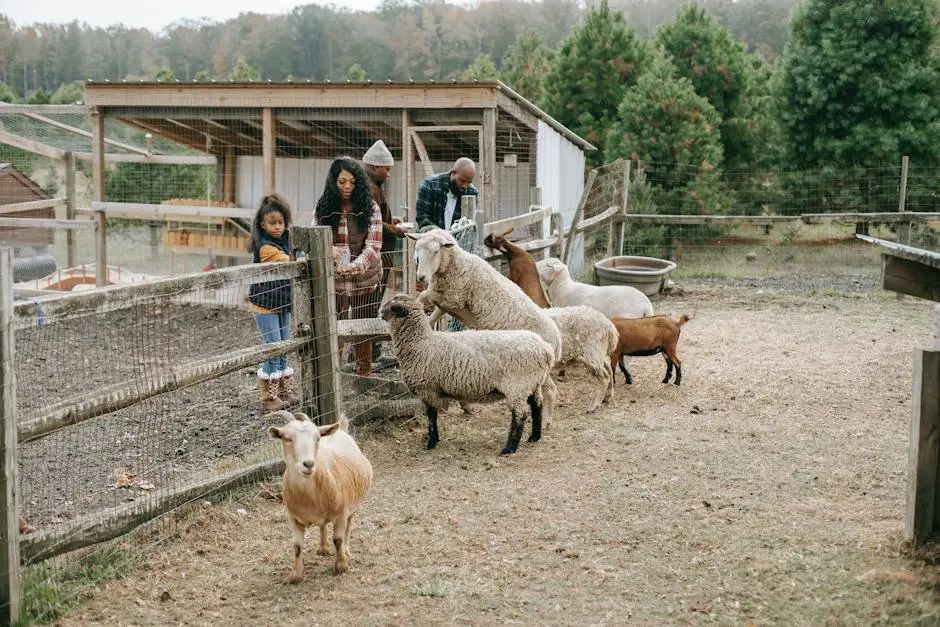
[611,314,691,385]
[483,227,552,308]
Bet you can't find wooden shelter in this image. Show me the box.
[0,163,54,249]
[81,81,594,226]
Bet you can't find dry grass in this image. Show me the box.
[63,285,940,626]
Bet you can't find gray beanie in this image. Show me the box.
[363,140,395,167]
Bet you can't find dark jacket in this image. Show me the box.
[415,171,480,230]
[248,231,292,312]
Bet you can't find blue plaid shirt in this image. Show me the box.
[415,172,480,230]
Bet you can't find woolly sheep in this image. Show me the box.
[536,257,654,319]
[545,306,619,411]
[381,294,554,455]
[266,410,373,581]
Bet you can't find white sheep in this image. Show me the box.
[381,294,554,455]
[266,410,373,581]
[545,306,619,411]
[536,257,654,319]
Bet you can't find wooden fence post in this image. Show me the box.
[0,248,21,625]
[906,343,940,543]
[291,226,341,425]
[64,151,76,268]
[563,169,598,266]
[91,109,107,288]
[463,196,482,251]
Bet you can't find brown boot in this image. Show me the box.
[354,341,373,376]
[259,377,287,412]
[280,368,301,405]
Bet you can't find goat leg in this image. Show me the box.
[316,523,330,556]
[288,516,307,584]
[332,514,349,575]
[527,395,542,443]
[673,362,682,386]
[426,405,440,449]
[619,355,632,385]
[662,357,674,384]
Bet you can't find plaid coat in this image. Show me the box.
[331,200,383,295]
[415,172,480,230]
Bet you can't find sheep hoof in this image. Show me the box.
[499,446,516,456]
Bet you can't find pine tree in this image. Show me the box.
[780,0,940,167]
[543,0,649,164]
[229,59,261,82]
[499,31,553,105]
[459,54,499,81]
[346,63,368,81]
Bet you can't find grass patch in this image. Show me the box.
[412,579,451,598]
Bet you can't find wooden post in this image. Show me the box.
[550,211,563,259]
[563,169,597,266]
[464,196,482,251]
[906,346,940,542]
[898,155,911,244]
[0,249,21,625]
[222,146,235,204]
[91,109,107,287]
[618,160,632,257]
[402,109,416,295]
[64,151,76,268]
[291,226,341,425]
[262,108,276,195]
[482,108,497,224]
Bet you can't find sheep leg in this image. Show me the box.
[501,409,527,455]
[332,514,350,575]
[288,516,307,584]
[541,378,557,429]
[619,355,632,385]
[425,405,440,449]
[662,356,674,384]
[603,361,614,403]
[527,394,542,443]
[316,523,330,556]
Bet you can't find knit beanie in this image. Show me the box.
[362,140,395,167]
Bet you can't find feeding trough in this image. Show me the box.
[594,255,677,296]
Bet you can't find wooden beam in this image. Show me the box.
[73,152,216,165]
[86,201,254,221]
[906,349,940,542]
[13,261,304,325]
[0,249,21,624]
[21,458,283,564]
[483,206,554,237]
[17,338,308,443]
[65,152,77,267]
[17,109,149,155]
[0,198,64,215]
[0,104,88,115]
[91,109,107,288]
[577,205,620,232]
[564,168,596,264]
[410,131,434,178]
[0,218,92,230]
[262,108,276,194]
[482,108,497,223]
[0,128,66,160]
[403,109,416,295]
[222,146,235,203]
[495,91,538,131]
[409,125,483,133]
[337,317,390,343]
[883,255,940,301]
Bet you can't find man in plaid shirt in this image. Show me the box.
[415,157,480,230]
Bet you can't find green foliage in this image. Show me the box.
[499,31,553,104]
[49,81,85,104]
[0,81,16,103]
[193,69,212,82]
[26,89,51,104]
[105,163,215,204]
[229,59,261,81]
[346,64,368,81]
[153,67,176,81]
[780,0,940,168]
[543,0,649,163]
[459,54,499,81]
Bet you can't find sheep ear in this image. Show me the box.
[442,242,455,248]
[390,302,408,317]
[405,232,422,241]
[267,426,283,439]
[319,423,341,437]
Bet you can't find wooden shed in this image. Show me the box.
[0,163,54,249]
[81,81,594,228]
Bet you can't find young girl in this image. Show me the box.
[248,193,300,411]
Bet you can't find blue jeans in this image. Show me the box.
[254,311,291,377]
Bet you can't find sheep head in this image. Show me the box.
[405,229,457,284]
[266,411,341,477]
[536,257,569,288]
[380,294,426,330]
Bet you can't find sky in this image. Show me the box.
[3,0,389,32]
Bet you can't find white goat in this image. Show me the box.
[536,257,654,319]
[545,306,618,411]
[381,294,554,455]
[266,411,373,581]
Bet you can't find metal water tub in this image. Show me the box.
[594,255,677,296]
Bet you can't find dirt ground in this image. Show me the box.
[61,284,940,625]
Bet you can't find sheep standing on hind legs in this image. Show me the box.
[266,411,373,581]
[381,294,554,455]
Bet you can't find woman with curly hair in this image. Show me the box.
[314,156,383,375]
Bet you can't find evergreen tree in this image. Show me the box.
[543,0,649,163]
[154,67,176,81]
[229,59,261,81]
[780,0,940,167]
[50,81,84,104]
[0,82,15,103]
[346,64,368,81]
[499,31,553,105]
[459,54,499,81]
[193,69,212,81]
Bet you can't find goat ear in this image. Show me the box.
[267,426,283,439]
[442,242,455,248]
[319,422,341,437]
[497,226,514,237]
[405,232,421,241]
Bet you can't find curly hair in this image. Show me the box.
[315,157,374,232]
[248,192,292,252]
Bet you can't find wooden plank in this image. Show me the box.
[18,338,309,443]
[0,250,21,623]
[222,146,235,203]
[0,218,92,230]
[337,318,390,342]
[13,261,304,324]
[84,84,498,110]
[0,199,64,215]
[18,110,149,155]
[858,235,940,270]
[21,458,284,564]
[482,108,497,223]
[410,130,434,178]
[483,206,554,237]
[801,212,939,224]
[578,205,620,232]
[906,349,940,542]
[311,227,342,424]
[292,226,317,420]
[403,109,417,295]
[480,236,558,262]
[0,129,66,160]
[409,125,483,133]
[563,168,597,265]
[74,152,216,165]
[86,201,255,221]
[91,110,107,288]
[883,255,940,301]
[0,104,88,114]
[623,212,940,226]
[65,152,76,267]
[262,108,276,194]
[549,210,563,258]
